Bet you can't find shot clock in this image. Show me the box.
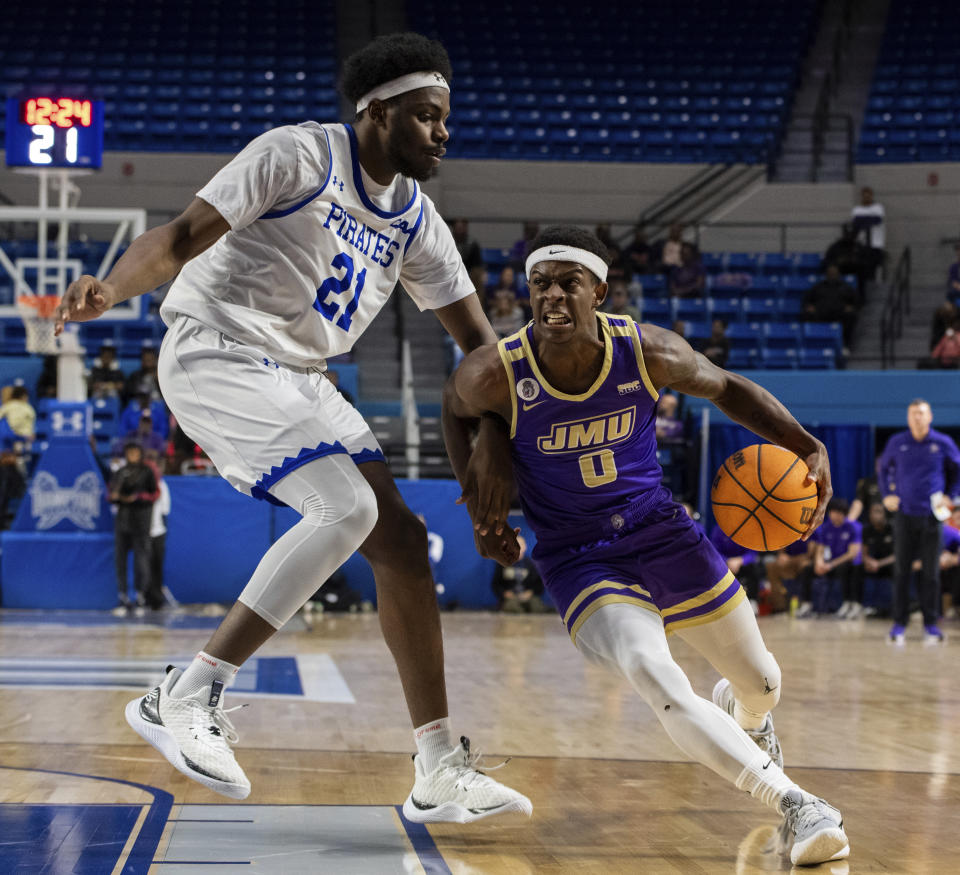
[5,96,104,169]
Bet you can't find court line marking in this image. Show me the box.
[0,765,172,875]
[395,805,452,875]
[111,804,150,875]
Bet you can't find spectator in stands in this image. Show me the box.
[668,243,706,298]
[146,450,171,610]
[946,243,960,307]
[850,187,885,281]
[655,392,685,444]
[847,470,885,523]
[0,447,25,530]
[930,301,957,350]
[765,540,813,615]
[602,279,640,322]
[941,508,960,620]
[109,441,159,616]
[822,224,871,302]
[930,318,960,368]
[698,319,730,368]
[119,390,170,443]
[491,534,547,613]
[450,219,486,295]
[878,398,960,643]
[658,222,685,270]
[802,263,859,348]
[605,243,630,285]
[624,225,653,276]
[87,339,124,399]
[324,370,355,405]
[0,385,36,441]
[114,409,167,459]
[861,501,895,617]
[806,498,861,618]
[123,343,161,403]
[35,356,58,399]
[508,221,539,271]
[488,288,527,339]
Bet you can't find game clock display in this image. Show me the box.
[5,96,104,169]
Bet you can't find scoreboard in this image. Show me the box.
[5,96,104,169]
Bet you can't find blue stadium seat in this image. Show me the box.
[801,322,843,354]
[762,322,801,350]
[760,348,798,369]
[741,298,778,322]
[798,348,837,369]
[726,347,760,370]
[708,296,743,324]
[726,322,763,350]
[675,299,709,322]
[640,297,672,323]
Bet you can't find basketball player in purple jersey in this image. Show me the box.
[54,32,528,823]
[443,226,850,865]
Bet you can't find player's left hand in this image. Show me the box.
[474,526,522,566]
[457,416,515,536]
[800,440,832,540]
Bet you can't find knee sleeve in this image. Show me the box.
[237,454,378,628]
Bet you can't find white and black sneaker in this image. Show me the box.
[402,736,532,824]
[712,678,783,768]
[125,665,250,799]
[779,788,849,866]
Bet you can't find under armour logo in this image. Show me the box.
[262,357,280,369]
[434,73,445,84]
[332,175,344,192]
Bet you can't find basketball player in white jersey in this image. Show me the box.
[54,32,529,823]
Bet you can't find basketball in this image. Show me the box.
[711,444,818,551]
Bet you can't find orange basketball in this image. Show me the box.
[711,444,818,551]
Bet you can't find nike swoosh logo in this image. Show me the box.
[762,760,772,769]
[522,400,547,411]
[548,248,565,254]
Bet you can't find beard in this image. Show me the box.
[386,131,435,182]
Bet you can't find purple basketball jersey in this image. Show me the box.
[498,313,663,549]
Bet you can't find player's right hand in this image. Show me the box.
[54,275,116,335]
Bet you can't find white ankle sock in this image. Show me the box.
[735,748,799,811]
[171,651,240,701]
[414,717,454,772]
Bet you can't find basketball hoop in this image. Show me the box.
[16,294,61,355]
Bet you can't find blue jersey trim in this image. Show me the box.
[350,448,386,466]
[259,126,333,220]
[344,123,420,219]
[403,203,424,254]
[251,440,349,505]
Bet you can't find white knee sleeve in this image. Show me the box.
[237,454,378,628]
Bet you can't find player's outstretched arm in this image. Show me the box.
[441,346,520,565]
[642,323,832,537]
[54,197,230,335]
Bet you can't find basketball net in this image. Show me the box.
[16,294,61,355]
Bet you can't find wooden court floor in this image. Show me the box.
[1,609,958,873]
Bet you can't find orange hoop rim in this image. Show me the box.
[16,294,60,319]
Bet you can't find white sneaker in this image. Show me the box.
[846,603,863,620]
[402,736,532,824]
[125,665,251,799]
[836,601,851,619]
[780,789,849,866]
[712,678,783,768]
[795,601,813,619]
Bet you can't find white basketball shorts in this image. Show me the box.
[158,314,383,503]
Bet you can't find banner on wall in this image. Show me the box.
[11,402,112,533]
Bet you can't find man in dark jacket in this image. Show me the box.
[110,442,159,615]
[802,263,860,347]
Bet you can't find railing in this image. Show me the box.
[690,220,842,255]
[879,246,912,369]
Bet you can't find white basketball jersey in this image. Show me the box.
[161,122,473,368]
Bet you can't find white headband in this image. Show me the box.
[356,71,450,113]
[525,246,609,283]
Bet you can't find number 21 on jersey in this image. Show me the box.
[314,252,366,331]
